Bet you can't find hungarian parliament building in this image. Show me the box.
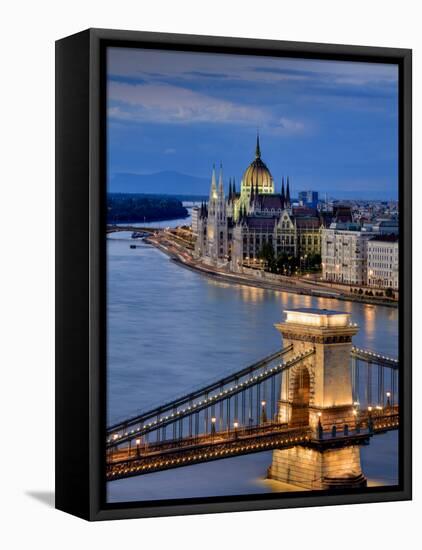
[194,136,336,272]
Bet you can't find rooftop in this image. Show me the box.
[284,308,352,328]
[285,308,346,315]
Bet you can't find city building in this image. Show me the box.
[191,206,199,236]
[321,225,374,286]
[298,190,319,209]
[367,235,399,290]
[195,136,325,269]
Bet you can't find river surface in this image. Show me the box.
[106,232,399,503]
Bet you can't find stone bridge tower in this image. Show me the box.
[268,308,367,490]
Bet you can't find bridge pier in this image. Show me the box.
[269,308,367,490]
[269,443,366,490]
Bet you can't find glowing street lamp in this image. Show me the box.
[233,421,239,439]
[367,407,374,433]
[386,391,391,409]
[211,417,216,440]
[135,438,141,457]
[261,400,267,423]
[317,412,323,439]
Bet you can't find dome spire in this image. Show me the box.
[255,132,261,158]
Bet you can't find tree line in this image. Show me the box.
[107,193,188,223]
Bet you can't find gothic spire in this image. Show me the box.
[286,176,291,207]
[209,164,217,200]
[218,162,224,196]
[281,177,285,207]
[228,178,232,201]
[232,178,236,196]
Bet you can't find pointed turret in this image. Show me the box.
[232,179,236,197]
[281,177,285,207]
[209,164,217,201]
[228,179,232,202]
[286,176,291,207]
[218,162,224,197]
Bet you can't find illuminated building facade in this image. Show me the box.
[367,235,399,290]
[195,136,325,269]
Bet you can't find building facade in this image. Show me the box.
[298,190,319,209]
[321,226,374,286]
[367,235,399,290]
[195,136,325,270]
[191,206,199,236]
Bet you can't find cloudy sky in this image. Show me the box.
[107,47,398,199]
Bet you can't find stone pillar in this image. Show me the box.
[268,308,366,490]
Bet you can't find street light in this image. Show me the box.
[233,421,239,439]
[367,407,374,433]
[211,417,216,440]
[386,391,391,409]
[135,438,141,457]
[317,412,323,439]
[261,400,267,424]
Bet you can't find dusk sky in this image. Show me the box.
[107,47,398,200]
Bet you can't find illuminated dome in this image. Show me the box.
[241,136,274,194]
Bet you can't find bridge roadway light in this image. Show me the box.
[233,421,239,438]
[261,400,267,424]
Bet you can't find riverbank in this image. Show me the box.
[146,234,398,308]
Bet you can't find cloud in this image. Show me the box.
[108,81,265,124]
[108,81,306,135]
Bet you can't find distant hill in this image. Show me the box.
[108,170,210,196]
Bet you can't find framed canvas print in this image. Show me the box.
[55,28,412,521]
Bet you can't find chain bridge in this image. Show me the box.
[106,308,399,490]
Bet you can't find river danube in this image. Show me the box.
[106,231,399,503]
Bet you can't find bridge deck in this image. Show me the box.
[106,413,398,481]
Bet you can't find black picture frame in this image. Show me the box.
[55,28,412,521]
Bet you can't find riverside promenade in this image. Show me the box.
[144,231,398,308]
